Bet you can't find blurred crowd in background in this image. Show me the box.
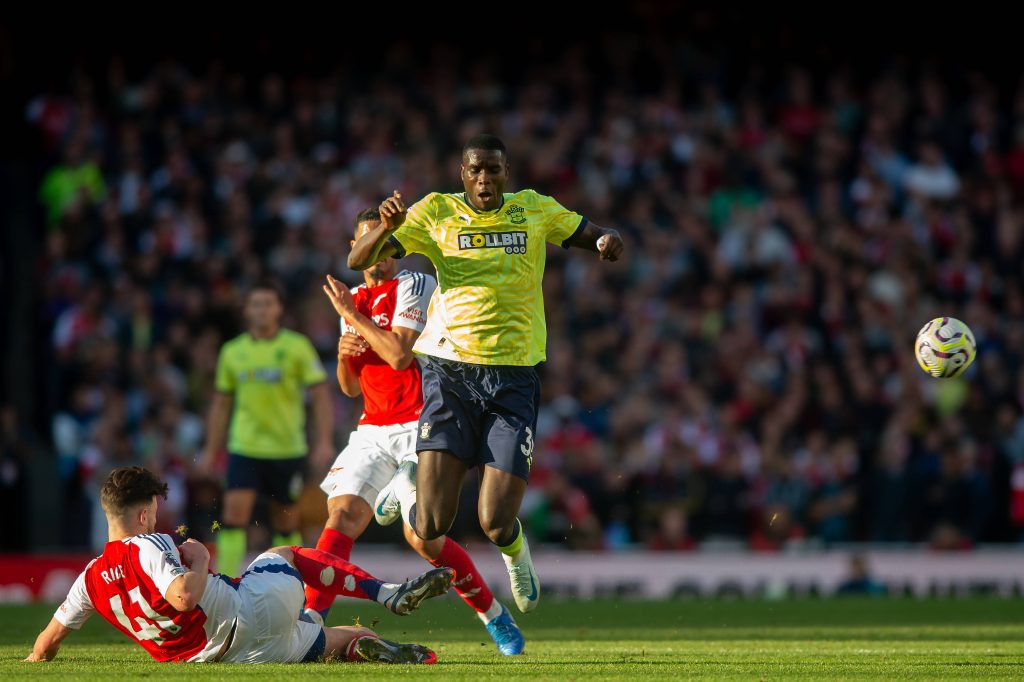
[7,26,1024,554]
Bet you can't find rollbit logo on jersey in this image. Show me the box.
[457,231,527,255]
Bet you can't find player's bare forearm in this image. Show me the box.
[336,356,362,398]
[345,310,418,370]
[348,223,398,271]
[349,191,408,270]
[167,566,208,611]
[25,619,71,662]
[565,221,624,261]
[168,540,210,610]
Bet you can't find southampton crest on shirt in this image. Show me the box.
[504,204,527,224]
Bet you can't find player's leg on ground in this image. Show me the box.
[479,465,539,613]
[268,545,454,615]
[324,625,437,663]
[320,625,376,661]
[218,488,257,576]
[403,524,525,655]
[348,634,438,664]
[304,495,371,617]
[411,450,468,540]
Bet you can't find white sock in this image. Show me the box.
[376,583,401,605]
[478,598,504,624]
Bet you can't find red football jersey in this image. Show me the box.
[342,270,436,426]
[55,533,230,662]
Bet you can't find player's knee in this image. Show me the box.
[404,526,444,560]
[326,499,371,537]
[478,507,516,544]
[266,546,295,564]
[414,518,442,541]
[414,510,450,541]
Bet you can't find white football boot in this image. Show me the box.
[502,534,540,613]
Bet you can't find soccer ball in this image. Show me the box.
[914,317,977,378]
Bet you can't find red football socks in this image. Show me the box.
[291,546,384,602]
[430,537,494,613]
[303,529,355,613]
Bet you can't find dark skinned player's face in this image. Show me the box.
[461,149,508,211]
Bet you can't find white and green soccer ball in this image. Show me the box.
[914,317,977,379]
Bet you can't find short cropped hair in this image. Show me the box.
[463,134,507,158]
[100,466,168,516]
[355,207,380,227]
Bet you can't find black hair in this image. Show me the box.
[355,207,380,226]
[463,133,507,159]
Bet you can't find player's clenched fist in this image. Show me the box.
[379,190,407,230]
[178,538,209,569]
[596,230,624,262]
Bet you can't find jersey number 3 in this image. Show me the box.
[109,587,182,644]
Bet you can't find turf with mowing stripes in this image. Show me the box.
[2,598,1022,679]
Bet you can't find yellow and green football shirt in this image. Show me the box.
[390,189,586,366]
[214,329,327,458]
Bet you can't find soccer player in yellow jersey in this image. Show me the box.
[200,281,335,576]
[348,134,623,613]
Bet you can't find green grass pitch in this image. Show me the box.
[1,597,1022,679]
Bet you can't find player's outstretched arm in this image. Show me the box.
[564,221,625,262]
[348,192,405,270]
[24,618,73,662]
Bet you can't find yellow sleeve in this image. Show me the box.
[390,194,436,257]
[536,192,587,247]
[214,345,235,393]
[296,336,327,386]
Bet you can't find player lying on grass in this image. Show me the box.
[309,208,523,655]
[25,466,451,664]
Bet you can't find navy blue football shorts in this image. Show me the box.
[225,453,304,503]
[415,354,540,481]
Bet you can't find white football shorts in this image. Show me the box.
[217,553,323,664]
[319,421,419,507]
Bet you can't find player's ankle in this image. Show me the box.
[345,634,378,662]
[494,519,525,558]
[478,598,504,624]
[375,583,401,605]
